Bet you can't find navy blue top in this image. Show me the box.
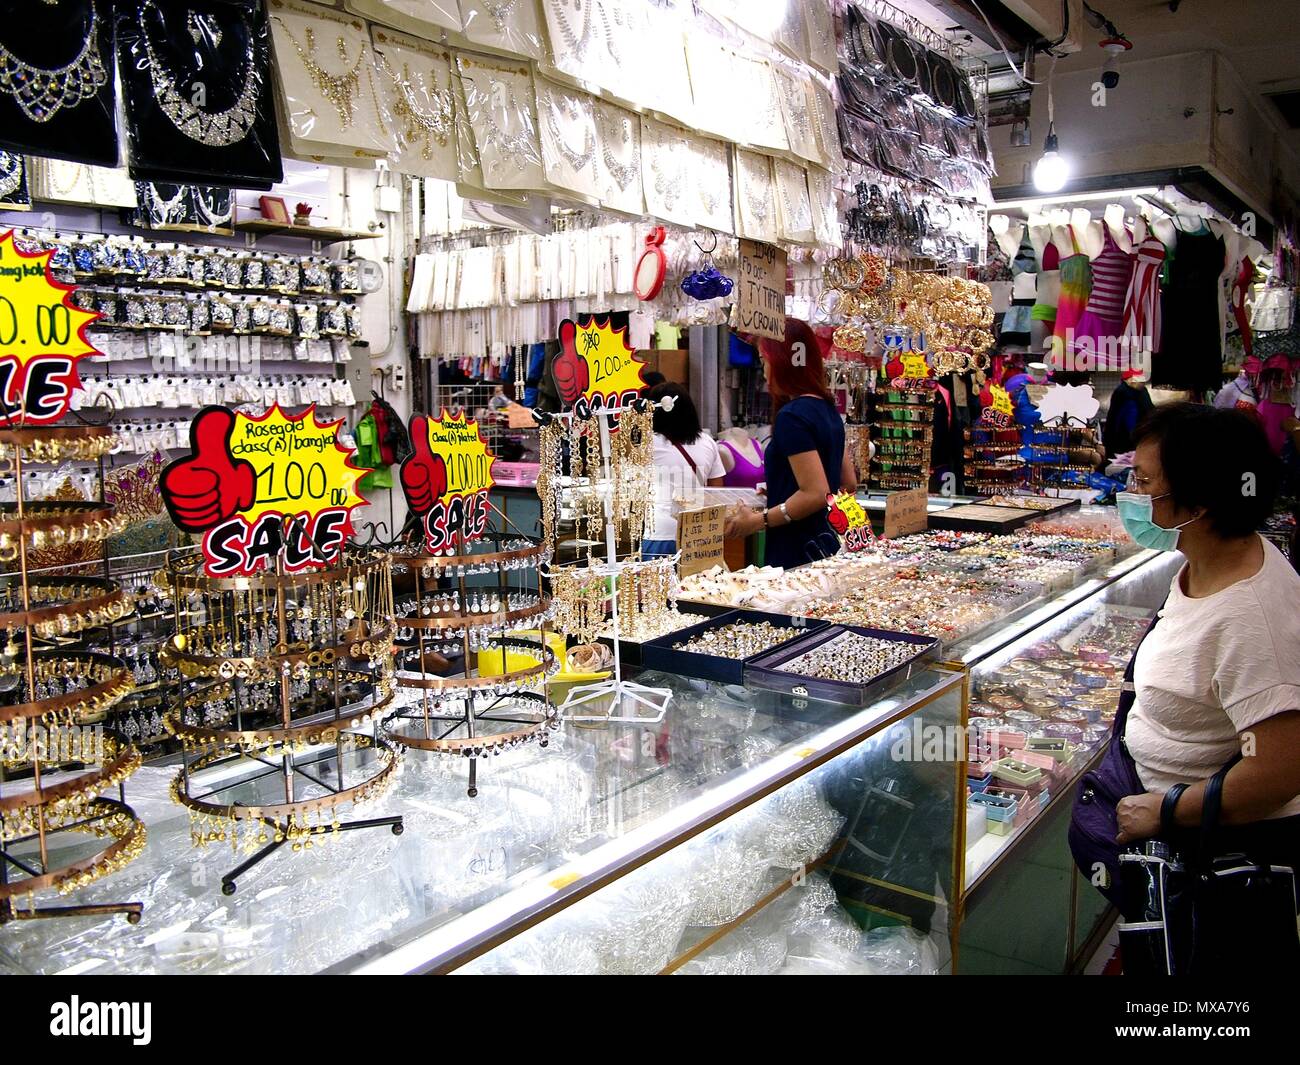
[764,396,844,569]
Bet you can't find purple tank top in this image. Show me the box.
[719,439,764,489]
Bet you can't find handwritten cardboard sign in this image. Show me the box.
[884,485,929,540]
[676,503,727,576]
[733,239,787,342]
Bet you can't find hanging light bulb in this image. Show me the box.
[1033,54,1069,193]
[1034,124,1070,192]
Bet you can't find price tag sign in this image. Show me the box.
[0,230,100,423]
[401,410,497,553]
[676,504,727,576]
[883,485,929,540]
[160,404,366,577]
[827,491,875,552]
[899,352,931,380]
[982,384,1014,429]
[554,315,648,421]
[732,239,787,342]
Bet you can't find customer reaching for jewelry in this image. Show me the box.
[724,319,856,567]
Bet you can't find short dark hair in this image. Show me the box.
[647,382,702,446]
[640,371,667,394]
[1133,402,1278,538]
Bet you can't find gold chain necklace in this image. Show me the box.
[273,17,362,128]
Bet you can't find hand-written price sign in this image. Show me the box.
[826,491,875,552]
[0,230,100,423]
[981,384,1014,429]
[732,239,787,342]
[884,485,929,540]
[401,410,497,553]
[676,504,727,576]
[899,352,931,380]
[553,315,647,423]
[161,404,367,577]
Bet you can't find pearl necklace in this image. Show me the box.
[0,4,107,123]
[140,1,261,148]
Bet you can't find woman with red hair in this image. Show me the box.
[724,319,856,567]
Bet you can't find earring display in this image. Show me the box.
[0,0,118,166]
[159,548,403,893]
[384,533,559,797]
[0,423,147,926]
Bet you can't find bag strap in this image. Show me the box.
[1198,751,1244,865]
[672,442,706,487]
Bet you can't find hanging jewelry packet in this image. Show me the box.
[535,75,599,203]
[685,131,733,235]
[0,0,118,166]
[0,149,30,210]
[593,98,644,216]
[773,157,815,245]
[456,55,544,192]
[116,0,283,189]
[733,148,779,244]
[639,114,694,228]
[341,0,462,40]
[459,0,545,63]
[267,0,393,159]
[370,28,457,182]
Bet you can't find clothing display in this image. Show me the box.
[720,438,766,490]
[1051,244,1092,359]
[1121,234,1167,360]
[1070,225,1135,369]
[1154,227,1226,393]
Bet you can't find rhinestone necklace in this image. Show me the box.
[546,0,592,60]
[481,0,520,35]
[541,89,593,174]
[740,156,770,230]
[598,106,639,192]
[273,17,363,129]
[0,152,21,199]
[480,77,531,174]
[140,1,260,148]
[378,52,451,158]
[0,5,107,123]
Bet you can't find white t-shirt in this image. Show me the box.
[1125,536,1300,819]
[649,432,725,541]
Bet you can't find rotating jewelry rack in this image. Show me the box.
[382,525,560,798]
[534,398,674,725]
[158,547,403,895]
[0,424,146,926]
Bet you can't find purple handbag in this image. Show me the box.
[1067,610,1162,906]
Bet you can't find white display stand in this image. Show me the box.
[541,399,674,725]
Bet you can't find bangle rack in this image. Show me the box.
[0,425,146,927]
[157,548,403,895]
[382,528,560,799]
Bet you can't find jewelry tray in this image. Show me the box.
[744,624,940,706]
[640,609,830,685]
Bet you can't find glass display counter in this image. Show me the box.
[0,540,1180,976]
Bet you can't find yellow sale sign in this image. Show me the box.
[401,409,497,552]
[0,230,100,423]
[554,315,648,421]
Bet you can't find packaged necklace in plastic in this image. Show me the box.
[116,0,283,188]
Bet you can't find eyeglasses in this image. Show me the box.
[1125,470,1155,492]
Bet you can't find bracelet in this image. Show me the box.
[1160,782,1190,837]
[762,507,770,529]
[779,502,790,524]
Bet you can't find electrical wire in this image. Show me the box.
[965,0,1041,85]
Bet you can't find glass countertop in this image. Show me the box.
[0,667,960,975]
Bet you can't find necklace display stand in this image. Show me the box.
[0,424,144,926]
[538,400,674,725]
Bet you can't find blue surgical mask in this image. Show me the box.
[1116,491,1199,552]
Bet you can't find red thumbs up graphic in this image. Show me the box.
[553,319,590,406]
[401,415,448,515]
[162,407,257,533]
[827,493,850,535]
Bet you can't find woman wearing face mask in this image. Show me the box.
[1093,405,1300,946]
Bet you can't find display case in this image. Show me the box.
[0,545,1180,976]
